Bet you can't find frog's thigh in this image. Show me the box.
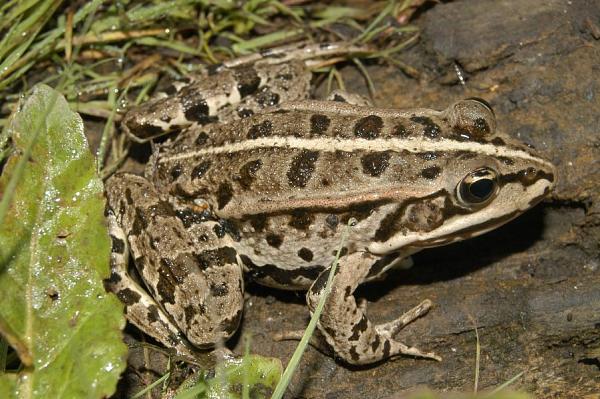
[326,89,372,106]
[306,252,440,365]
[105,212,196,357]
[105,174,244,349]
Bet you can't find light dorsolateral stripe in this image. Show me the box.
[160,136,554,169]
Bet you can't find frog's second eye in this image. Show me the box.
[457,167,499,207]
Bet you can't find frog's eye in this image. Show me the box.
[457,167,499,206]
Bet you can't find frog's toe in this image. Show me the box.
[375,299,433,337]
[384,340,442,362]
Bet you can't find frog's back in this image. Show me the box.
[151,99,535,219]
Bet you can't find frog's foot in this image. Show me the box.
[306,252,440,365]
[375,299,433,337]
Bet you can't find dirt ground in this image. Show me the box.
[118,0,600,397]
[232,1,600,397]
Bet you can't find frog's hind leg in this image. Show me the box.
[221,42,373,69]
[306,252,440,365]
[105,211,198,358]
[105,173,245,351]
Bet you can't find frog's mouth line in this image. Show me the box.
[415,179,553,248]
[369,178,553,254]
[409,208,521,249]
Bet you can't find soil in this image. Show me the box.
[116,0,600,397]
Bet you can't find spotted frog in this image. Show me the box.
[105,43,556,365]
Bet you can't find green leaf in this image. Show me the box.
[175,355,282,399]
[0,84,127,398]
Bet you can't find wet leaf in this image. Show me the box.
[0,84,127,398]
[175,354,282,399]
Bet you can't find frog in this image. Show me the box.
[104,42,557,365]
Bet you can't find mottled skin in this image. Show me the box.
[106,43,556,364]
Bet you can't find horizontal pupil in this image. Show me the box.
[470,179,494,199]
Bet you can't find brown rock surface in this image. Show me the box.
[235,0,600,397]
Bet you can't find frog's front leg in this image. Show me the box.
[105,174,244,351]
[306,252,440,365]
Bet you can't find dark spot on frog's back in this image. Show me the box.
[247,120,273,139]
[256,88,280,107]
[411,116,440,139]
[237,159,262,190]
[325,214,339,229]
[288,210,313,230]
[217,182,234,209]
[354,115,383,139]
[181,92,210,122]
[287,150,319,188]
[361,152,391,177]
[195,131,209,146]
[297,247,314,262]
[421,166,441,179]
[237,108,254,118]
[191,160,211,180]
[392,123,410,138]
[266,233,283,248]
[310,114,331,135]
[234,67,261,98]
[248,214,267,232]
